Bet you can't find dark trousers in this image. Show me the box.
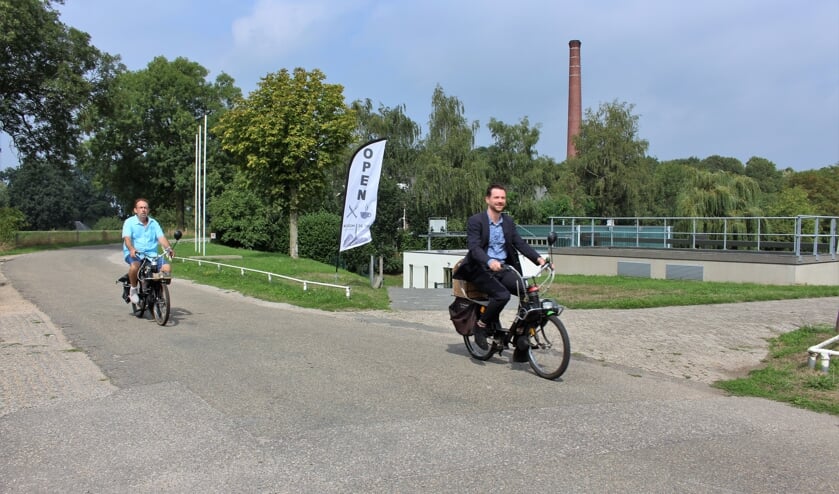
[472,268,524,327]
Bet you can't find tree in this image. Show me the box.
[5,159,77,230]
[784,165,839,216]
[82,57,240,227]
[648,160,694,216]
[208,186,282,251]
[745,156,782,194]
[215,68,356,258]
[486,116,540,187]
[411,86,488,223]
[569,100,649,217]
[700,155,745,175]
[0,0,120,162]
[675,169,761,218]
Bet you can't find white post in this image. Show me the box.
[202,114,208,257]
[194,129,199,252]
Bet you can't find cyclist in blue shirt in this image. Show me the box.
[122,198,175,304]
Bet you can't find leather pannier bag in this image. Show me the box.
[448,297,479,336]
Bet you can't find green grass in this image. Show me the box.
[714,326,839,415]
[543,274,839,310]
[172,244,392,311]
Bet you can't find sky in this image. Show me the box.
[3,0,838,172]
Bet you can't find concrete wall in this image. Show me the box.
[402,248,839,287]
[550,248,838,286]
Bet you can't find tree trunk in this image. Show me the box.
[289,209,298,258]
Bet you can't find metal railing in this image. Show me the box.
[178,257,352,298]
[544,216,839,261]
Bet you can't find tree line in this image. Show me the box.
[2,0,837,272]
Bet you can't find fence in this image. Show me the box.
[178,257,352,298]
[543,216,839,261]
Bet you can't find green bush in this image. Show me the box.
[93,216,124,231]
[298,211,341,265]
[0,207,27,244]
[209,189,283,251]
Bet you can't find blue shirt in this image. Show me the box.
[487,214,506,266]
[122,215,164,258]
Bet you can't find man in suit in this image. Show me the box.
[454,183,548,352]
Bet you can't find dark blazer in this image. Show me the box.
[454,211,542,282]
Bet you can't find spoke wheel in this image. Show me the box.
[151,283,170,326]
[527,315,570,380]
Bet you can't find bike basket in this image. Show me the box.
[449,297,479,336]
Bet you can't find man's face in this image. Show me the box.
[134,201,150,221]
[485,188,506,213]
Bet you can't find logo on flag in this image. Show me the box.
[340,139,387,252]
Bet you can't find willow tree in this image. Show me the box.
[214,68,355,258]
[569,100,649,217]
[413,85,488,223]
[675,169,762,238]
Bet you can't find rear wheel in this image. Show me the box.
[151,283,170,326]
[463,333,495,361]
[527,315,570,380]
[464,321,504,361]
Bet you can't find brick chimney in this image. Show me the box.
[566,40,582,159]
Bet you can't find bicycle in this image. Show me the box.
[117,230,182,326]
[453,258,571,380]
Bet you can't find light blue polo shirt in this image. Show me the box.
[122,215,164,258]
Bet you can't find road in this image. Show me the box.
[1,246,838,493]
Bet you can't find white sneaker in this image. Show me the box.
[129,287,140,305]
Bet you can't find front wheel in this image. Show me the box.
[151,283,170,326]
[527,315,570,380]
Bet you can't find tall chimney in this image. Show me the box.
[566,39,582,159]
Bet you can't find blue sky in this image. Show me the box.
[3,0,838,172]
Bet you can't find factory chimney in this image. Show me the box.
[566,40,582,159]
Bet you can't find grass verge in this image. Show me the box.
[713,325,839,415]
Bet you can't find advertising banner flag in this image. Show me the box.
[339,139,387,252]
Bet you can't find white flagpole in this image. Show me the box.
[195,126,201,252]
[202,114,208,256]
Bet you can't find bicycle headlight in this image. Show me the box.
[541,298,560,313]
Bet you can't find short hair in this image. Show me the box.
[485,183,507,197]
[133,198,150,208]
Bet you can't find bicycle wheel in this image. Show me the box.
[151,283,170,326]
[527,315,570,380]
[463,331,495,361]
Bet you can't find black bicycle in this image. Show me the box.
[118,230,182,326]
[455,259,571,380]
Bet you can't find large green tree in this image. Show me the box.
[784,165,839,216]
[215,67,356,258]
[569,100,649,217]
[412,85,488,224]
[82,56,239,226]
[0,0,120,162]
[675,169,761,218]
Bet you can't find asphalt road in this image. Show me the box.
[1,246,838,493]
